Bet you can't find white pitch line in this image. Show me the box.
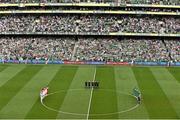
[41,89,139,116]
[86,67,96,120]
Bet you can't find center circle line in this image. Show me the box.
[41,89,139,116]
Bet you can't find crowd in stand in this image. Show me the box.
[0,37,75,61]
[0,37,179,62]
[75,38,170,62]
[122,0,180,5]
[165,40,180,62]
[0,0,37,3]
[0,0,179,5]
[0,15,179,34]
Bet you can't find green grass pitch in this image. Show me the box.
[0,64,179,119]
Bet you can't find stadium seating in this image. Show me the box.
[0,0,179,63]
[0,37,179,62]
[0,15,179,34]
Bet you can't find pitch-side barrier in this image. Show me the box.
[0,60,180,66]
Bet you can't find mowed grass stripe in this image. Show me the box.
[25,66,78,119]
[0,65,8,72]
[150,67,180,118]
[0,65,60,119]
[89,66,119,119]
[114,67,149,119]
[57,66,95,119]
[167,67,180,83]
[132,67,178,119]
[0,65,43,112]
[0,65,26,87]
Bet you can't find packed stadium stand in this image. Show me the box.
[0,15,179,34]
[0,37,179,62]
[0,0,179,64]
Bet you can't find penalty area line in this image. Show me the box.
[86,66,96,120]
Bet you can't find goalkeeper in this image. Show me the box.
[132,87,141,104]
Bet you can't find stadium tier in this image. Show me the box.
[0,15,179,34]
[0,37,179,62]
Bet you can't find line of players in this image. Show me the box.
[85,81,99,88]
